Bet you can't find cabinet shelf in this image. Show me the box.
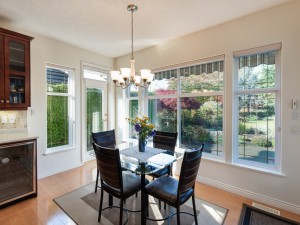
[10,59,25,64]
[9,47,25,52]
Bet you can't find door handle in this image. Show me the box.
[103,113,108,121]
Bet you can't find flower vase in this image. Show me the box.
[138,139,147,152]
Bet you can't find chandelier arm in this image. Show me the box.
[137,85,149,89]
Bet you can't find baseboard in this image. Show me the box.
[197,175,300,215]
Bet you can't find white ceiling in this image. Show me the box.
[0,0,290,58]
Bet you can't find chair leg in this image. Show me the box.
[119,199,124,225]
[95,169,99,193]
[145,193,149,216]
[98,188,104,222]
[109,194,113,206]
[192,194,198,225]
[176,206,181,225]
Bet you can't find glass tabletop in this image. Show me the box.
[91,142,184,175]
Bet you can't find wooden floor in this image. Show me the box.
[0,160,299,225]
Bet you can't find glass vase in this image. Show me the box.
[138,138,147,152]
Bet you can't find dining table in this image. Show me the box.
[92,142,184,225]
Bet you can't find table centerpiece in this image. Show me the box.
[127,116,155,152]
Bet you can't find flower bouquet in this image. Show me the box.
[127,116,155,152]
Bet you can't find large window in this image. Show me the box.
[46,65,75,151]
[233,46,280,169]
[147,56,224,156]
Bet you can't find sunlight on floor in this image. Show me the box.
[149,196,164,225]
[92,168,97,182]
[202,203,225,224]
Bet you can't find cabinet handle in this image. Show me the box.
[6,100,9,103]
[0,100,4,103]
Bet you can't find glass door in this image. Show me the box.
[83,78,107,162]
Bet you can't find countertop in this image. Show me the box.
[0,129,38,144]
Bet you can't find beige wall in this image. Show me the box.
[116,0,300,213]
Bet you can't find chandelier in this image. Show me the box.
[110,4,154,89]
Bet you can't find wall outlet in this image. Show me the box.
[1,115,8,123]
[9,115,16,123]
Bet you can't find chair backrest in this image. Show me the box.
[92,129,116,148]
[92,142,123,191]
[153,130,178,151]
[177,144,204,197]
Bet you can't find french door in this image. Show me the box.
[83,78,107,162]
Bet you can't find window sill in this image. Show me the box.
[44,146,76,155]
[202,156,285,177]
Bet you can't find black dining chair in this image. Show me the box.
[145,144,204,225]
[150,130,178,179]
[93,143,143,225]
[92,129,116,193]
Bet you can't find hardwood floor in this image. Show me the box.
[0,160,299,225]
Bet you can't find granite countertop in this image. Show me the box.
[0,129,38,144]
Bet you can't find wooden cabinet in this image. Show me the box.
[0,28,34,110]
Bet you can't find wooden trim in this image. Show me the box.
[0,27,34,41]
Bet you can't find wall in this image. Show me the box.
[116,0,300,213]
[0,23,114,179]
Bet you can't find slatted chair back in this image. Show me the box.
[92,129,116,148]
[153,130,178,151]
[177,144,204,197]
[92,143,123,191]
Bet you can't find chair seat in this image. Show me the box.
[102,172,142,199]
[149,166,169,178]
[145,176,193,206]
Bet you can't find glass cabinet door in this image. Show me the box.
[4,37,30,107]
[9,41,26,72]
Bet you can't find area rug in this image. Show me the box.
[239,204,300,225]
[54,182,227,225]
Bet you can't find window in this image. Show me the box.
[126,85,139,138]
[46,64,75,151]
[147,56,224,156]
[233,45,281,169]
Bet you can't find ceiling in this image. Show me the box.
[0,0,290,58]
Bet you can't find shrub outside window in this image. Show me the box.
[147,56,224,156]
[46,65,75,151]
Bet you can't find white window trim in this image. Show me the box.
[46,64,76,154]
[232,48,281,172]
[145,55,225,157]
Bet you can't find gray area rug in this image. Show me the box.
[54,182,227,225]
[239,204,300,225]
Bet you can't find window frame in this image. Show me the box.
[233,46,281,171]
[46,63,75,153]
[146,55,225,158]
